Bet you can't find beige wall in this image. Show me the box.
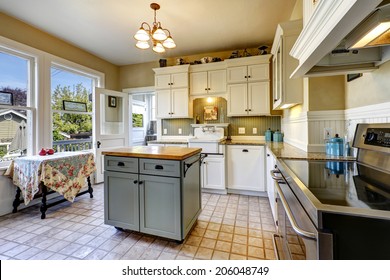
[0,12,120,90]
[309,75,345,111]
[345,60,390,109]
[290,0,303,20]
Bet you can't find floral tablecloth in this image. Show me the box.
[5,151,96,205]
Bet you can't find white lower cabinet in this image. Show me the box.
[201,155,225,191]
[265,147,277,224]
[227,145,265,192]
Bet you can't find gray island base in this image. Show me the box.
[102,146,202,242]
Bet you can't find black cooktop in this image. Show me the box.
[282,160,390,211]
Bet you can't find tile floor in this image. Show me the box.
[0,184,276,260]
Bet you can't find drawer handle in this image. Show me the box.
[117,162,125,167]
[242,149,249,152]
[155,165,164,170]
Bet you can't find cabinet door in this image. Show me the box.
[227,146,265,192]
[273,39,283,109]
[202,156,225,190]
[156,89,172,118]
[139,174,181,240]
[248,64,269,81]
[190,71,208,95]
[155,74,172,89]
[104,171,139,230]
[248,81,270,115]
[227,66,247,83]
[208,69,226,94]
[171,72,188,88]
[171,88,190,118]
[227,83,248,116]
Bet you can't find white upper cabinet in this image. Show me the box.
[227,63,269,83]
[190,62,226,96]
[153,65,192,118]
[271,19,303,110]
[225,55,271,116]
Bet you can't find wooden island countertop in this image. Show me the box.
[102,146,202,160]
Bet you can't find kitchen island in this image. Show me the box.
[102,146,202,241]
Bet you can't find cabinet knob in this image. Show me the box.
[267,154,270,157]
[245,109,248,112]
[248,75,251,78]
[244,75,248,78]
[205,88,208,91]
[133,180,138,184]
[248,109,252,112]
[274,99,278,102]
[208,88,211,90]
[139,181,144,185]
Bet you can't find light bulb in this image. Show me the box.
[153,42,165,53]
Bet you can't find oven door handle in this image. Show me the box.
[270,169,284,182]
[274,180,317,240]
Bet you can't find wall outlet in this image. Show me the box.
[178,128,182,135]
[252,127,257,134]
[163,128,168,135]
[324,128,332,140]
[238,127,245,134]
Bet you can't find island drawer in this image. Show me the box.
[105,156,138,173]
[140,158,180,177]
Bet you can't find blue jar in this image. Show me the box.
[265,128,272,141]
[326,134,344,156]
[273,130,283,142]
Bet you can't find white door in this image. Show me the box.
[156,89,172,118]
[94,88,129,183]
[208,69,226,94]
[227,83,247,116]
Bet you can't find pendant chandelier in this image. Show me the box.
[134,3,176,53]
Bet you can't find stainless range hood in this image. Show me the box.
[290,0,390,78]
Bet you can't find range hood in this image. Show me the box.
[290,0,390,78]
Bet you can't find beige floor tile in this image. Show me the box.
[220,225,234,233]
[231,243,247,255]
[215,240,231,252]
[248,229,263,238]
[191,227,206,237]
[207,223,221,231]
[212,250,230,260]
[195,247,213,259]
[248,246,265,258]
[248,237,263,247]
[195,221,209,229]
[218,232,233,242]
[200,238,216,249]
[265,248,277,260]
[229,253,247,260]
[263,239,274,250]
[233,234,247,245]
[178,244,198,258]
[234,227,248,235]
[203,229,218,239]
[186,235,202,247]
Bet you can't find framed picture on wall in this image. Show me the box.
[108,96,117,107]
[204,106,218,121]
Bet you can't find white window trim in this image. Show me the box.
[0,35,105,158]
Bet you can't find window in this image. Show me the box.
[51,65,96,152]
[0,48,35,167]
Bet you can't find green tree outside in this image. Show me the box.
[51,83,92,140]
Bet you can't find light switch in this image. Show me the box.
[163,128,168,135]
[178,128,182,135]
[238,127,245,134]
[252,127,257,134]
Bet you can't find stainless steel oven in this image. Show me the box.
[271,123,390,260]
[271,170,332,260]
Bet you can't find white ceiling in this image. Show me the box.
[0,0,298,66]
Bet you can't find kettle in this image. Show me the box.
[326,134,344,156]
